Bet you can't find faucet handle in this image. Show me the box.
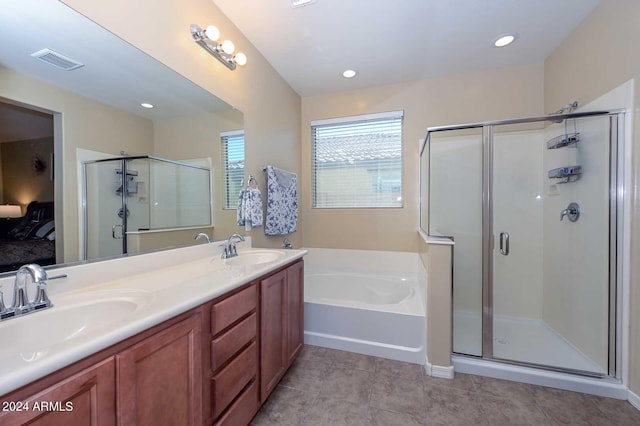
[218,243,230,259]
[11,280,32,315]
[32,281,53,310]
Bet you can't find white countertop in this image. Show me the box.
[0,242,306,396]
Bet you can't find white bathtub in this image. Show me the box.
[303,248,426,364]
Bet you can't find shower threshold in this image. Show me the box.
[452,354,626,400]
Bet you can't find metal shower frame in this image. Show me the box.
[419,109,625,378]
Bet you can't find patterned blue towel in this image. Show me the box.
[265,166,297,235]
[237,187,263,230]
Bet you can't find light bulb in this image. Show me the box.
[221,40,235,54]
[235,52,247,66]
[204,25,220,41]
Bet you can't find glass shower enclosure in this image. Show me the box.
[421,110,624,377]
[83,156,211,261]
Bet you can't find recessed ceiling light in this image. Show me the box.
[342,69,357,78]
[290,0,316,8]
[140,103,154,109]
[494,33,517,48]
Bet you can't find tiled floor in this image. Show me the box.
[251,345,640,426]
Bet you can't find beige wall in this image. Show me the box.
[62,0,302,250]
[0,66,153,262]
[1,137,54,208]
[544,0,640,396]
[301,63,544,252]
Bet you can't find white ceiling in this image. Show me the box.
[213,0,600,96]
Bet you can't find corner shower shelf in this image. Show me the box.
[546,133,580,149]
[548,165,582,184]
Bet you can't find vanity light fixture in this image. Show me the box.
[190,24,247,70]
[493,33,517,48]
[140,103,154,109]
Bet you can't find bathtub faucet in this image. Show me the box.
[221,234,245,259]
[282,238,293,249]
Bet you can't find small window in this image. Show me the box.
[312,111,403,208]
[221,130,245,209]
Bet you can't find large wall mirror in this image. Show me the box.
[0,0,244,274]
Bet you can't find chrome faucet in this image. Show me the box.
[282,238,293,249]
[195,232,212,243]
[0,264,67,321]
[221,234,245,259]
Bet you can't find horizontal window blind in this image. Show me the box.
[221,131,245,209]
[312,112,403,208]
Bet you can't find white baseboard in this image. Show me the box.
[629,389,640,411]
[425,358,454,379]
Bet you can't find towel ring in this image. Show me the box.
[247,175,258,188]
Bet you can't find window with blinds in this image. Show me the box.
[312,111,403,208]
[221,131,245,209]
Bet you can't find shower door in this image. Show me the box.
[489,116,615,375]
[84,158,150,261]
[426,110,622,377]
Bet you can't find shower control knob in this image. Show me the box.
[560,202,580,222]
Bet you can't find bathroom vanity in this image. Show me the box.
[0,244,305,426]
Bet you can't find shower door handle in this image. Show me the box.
[499,232,509,256]
[112,224,123,239]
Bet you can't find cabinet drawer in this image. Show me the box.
[213,380,258,426]
[212,341,257,419]
[211,285,257,335]
[211,312,256,372]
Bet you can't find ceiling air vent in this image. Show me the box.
[30,49,84,71]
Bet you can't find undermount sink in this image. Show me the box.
[223,250,286,267]
[0,289,153,359]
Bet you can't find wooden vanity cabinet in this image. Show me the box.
[260,259,304,402]
[0,258,304,426]
[207,284,259,426]
[0,358,116,426]
[117,313,202,426]
[0,312,203,426]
